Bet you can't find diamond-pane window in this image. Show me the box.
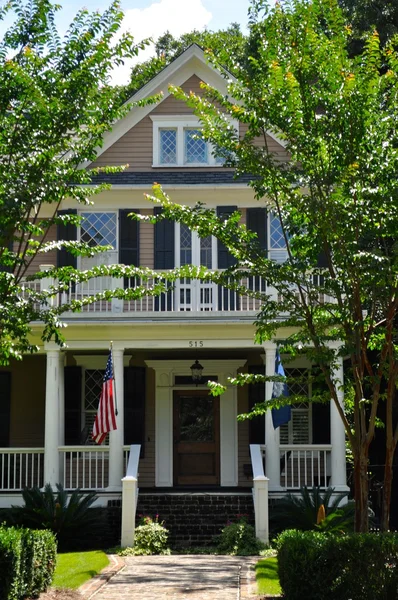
[280,368,311,444]
[180,223,192,266]
[160,129,177,164]
[84,369,103,410]
[81,213,117,248]
[200,235,212,268]
[184,129,207,164]
[270,213,286,249]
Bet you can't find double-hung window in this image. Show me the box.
[152,115,236,167]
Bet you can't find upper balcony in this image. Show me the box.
[22,269,333,321]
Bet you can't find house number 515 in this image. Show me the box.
[189,341,203,347]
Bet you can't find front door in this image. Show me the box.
[173,390,220,485]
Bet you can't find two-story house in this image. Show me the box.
[0,45,349,546]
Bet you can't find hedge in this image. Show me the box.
[0,526,57,600]
[277,530,398,600]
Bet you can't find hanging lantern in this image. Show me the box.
[190,359,204,385]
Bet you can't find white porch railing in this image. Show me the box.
[279,445,332,489]
[59,446,110,490]
[121,444,141,548]
[0,449,44,491]
[249,444,269,544]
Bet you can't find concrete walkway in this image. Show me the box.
[87,555,258,600]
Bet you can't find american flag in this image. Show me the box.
[92,351,117,444]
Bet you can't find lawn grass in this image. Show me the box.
[255,557,282,596]
[53,550,109,589]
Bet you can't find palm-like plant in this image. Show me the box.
[270,487,355,534]
[8,483,98,550]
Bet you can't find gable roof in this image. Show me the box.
[86,43,286,168]
[87,44,234,166]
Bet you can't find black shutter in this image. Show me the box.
[154,207,174,269]
[0,372,11,446]
[124,366,146,458]
[216,206,237,269]
[57,209,77,269]
[217,206,239,310]
[311,366,331,444]
[248,366,265,444]
[119,209,139,289]
[64,366,82,445]
[154,207,174,310]
[247,208,267,292]
[247,208,267,251]
[316,252,328,268]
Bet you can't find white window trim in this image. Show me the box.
[151,114,238,168]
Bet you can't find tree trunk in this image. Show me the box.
[353,448,369,532]
[381,444,395,531]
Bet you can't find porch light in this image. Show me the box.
[190,359,204,385]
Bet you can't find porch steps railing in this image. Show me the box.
[249,444,269,544]
[121,444,141,547]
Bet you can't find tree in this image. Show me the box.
[140,0,398,531]
[116,24,247,105]
[0,0,161,365]
[338,0,398,50]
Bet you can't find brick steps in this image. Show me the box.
[136,493,254,547]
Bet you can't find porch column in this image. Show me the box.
[263,345,283,491]
[108,347,124,490]
[58,352,65,446]
[330,353,349,492]
[44,347,61,486]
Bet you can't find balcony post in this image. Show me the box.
[40,265,55,308]
[263,345,283,491]
[108,347,124,490]
[330,351,349,493]
[44,346,61,486]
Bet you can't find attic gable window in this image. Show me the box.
[151,115,235,167]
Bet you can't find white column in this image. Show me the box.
[263,345,283,491]
[220,378,238,487]
[58,353,65,446]
[108,348,124,490]
[330,354,349,492]
[154,369,173,487]
[44,348,61,486]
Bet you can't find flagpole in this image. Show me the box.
[110,340,118,416]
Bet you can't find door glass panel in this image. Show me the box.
[178,396,214,442]
[180,223,192,265]
[81,213,117,248]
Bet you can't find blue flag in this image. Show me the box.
[271,350,291,429]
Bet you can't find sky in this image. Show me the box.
[0,0,252,85]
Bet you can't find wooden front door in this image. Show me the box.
[173,390,220,485]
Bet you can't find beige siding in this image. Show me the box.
[18,224,57,278]
[0,356,46,447]
[140,209,154,269]
[91,75,232,173]
[240,122,290,163]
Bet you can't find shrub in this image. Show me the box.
[0,525,57,600]
[216,517,265,556]
[8,483,98,551]
[277,530,398,600]
[119,515,170,556]
[270,486,355,534]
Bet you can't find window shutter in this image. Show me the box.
[316,252,328,268]
[64,366,82,445]
[57,209,77,269]
[154,207,174,269]
[119,209,139,289]
[246,208,267,251]
[311,366,331,443]
[124,366,146,458]
[119,210,139,266]
[0,372,11,446]
[216,206,237,269]
[217,206,239,310]
[248,366,265,445]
